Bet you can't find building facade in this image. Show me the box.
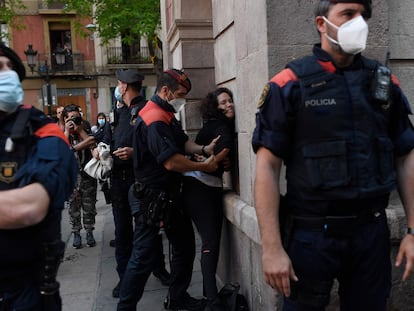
[160,0,414,309]
[5,1,161,124]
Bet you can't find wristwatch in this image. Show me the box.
[407,228,414,235]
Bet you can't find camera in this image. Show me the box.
[69,116,83,125]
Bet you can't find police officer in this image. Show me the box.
[252,1,414,310]
[110,69,171,298]
[0,44,78,310]
[117,69,219,311]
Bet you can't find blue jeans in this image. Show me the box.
[117,186,196,310]
[283,210,391,311]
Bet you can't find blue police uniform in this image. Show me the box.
[110,95,146,283]
[252,45,414,310]
[117,95,196,310]
[0,105,78,310]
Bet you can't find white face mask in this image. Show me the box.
[167,91,186,112]
[0,70,23,113]
[323,15,369,55]
[169,98,186,112]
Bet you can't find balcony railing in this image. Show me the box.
[38,0,66,10]
[35,52,85,74]
[106,46,162,65]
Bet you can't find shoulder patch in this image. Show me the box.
[35,123,71,146]
[270,68,298,88]
[139,101,174,126]
[317,60,336,74]
[258,84,270,109]
[391,74,400,87]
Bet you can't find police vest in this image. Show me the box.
[0,106,61,278]
[284,55,395,200]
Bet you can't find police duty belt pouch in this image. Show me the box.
[133,183,173,228]
[84,142,113,180]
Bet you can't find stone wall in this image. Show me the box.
[162,0,414,309]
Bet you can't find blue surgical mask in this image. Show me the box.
[0,70,24,113]
[114,86,123,102]
[98,119,105,127]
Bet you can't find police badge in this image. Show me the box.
[258,84,270,109]
[0,162,18,183]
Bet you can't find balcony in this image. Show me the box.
[25,52,93,81]
[36,52,85,73]
[38,0,66,10]
[37,0,77,14]
[106,46,162,65]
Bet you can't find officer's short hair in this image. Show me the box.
[315,0,332,17]
[315,0,372,19]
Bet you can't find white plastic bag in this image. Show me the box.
[83,142,113,180]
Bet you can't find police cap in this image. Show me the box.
[164,69,192,93]
[116,69,144,84]
[0,43,26,81]
[328,0,372,18]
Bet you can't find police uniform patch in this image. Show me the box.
[258,84,270,109]
[0,162,18,184]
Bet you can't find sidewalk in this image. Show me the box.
[58,190,203,311]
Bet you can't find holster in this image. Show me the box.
[133,182,174,228]
[39,240,65,296]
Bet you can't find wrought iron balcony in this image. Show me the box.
[106,46,162,65]
[29,52,85,76]
[38,0,66,10]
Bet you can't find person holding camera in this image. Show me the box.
[252,1,414,310]
[63,104,98,249]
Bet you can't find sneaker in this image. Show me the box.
[112,281,120,298]
[72,232,82,249]
[153,268,172,286]
[86,231,96,247]
[164,294,207,311]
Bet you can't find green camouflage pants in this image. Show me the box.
[67,172,97,232]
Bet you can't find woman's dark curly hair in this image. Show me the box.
[201,87,233,120]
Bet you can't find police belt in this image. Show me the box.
[291,208,385,232]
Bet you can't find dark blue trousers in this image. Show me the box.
[283,210,391,311]
[0,281,61,311]
[117,187,196,310]
[111,173,135,281]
